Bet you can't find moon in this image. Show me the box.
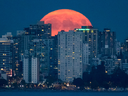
[40,9,92,36]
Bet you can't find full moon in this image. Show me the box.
[40,9,92,36]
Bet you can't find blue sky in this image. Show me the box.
[0,0,128,42]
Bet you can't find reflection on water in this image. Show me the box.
[0,92,128,96]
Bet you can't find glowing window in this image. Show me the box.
[1,68,3,70]
[25,32,29,34]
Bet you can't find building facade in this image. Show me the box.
[75,26,98,66]
[0,33,13,76]
[58,30,89,82]
[98,29,116,56]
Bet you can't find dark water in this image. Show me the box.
[0,92,128,96]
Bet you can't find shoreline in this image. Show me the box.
[0,88,128,92]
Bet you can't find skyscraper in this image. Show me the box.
[74,26,98,65]
[22,21,54,83]
[98,28,116,57]
[58,30,89,82]
[0,33,13,76]
[12,31,24,76]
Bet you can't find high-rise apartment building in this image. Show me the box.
[98,28,116,56]
[22,21,51,55]
[22,21,56,83]
[58,30,89,82]
[31,57,39,83]
[0,33,13,76]
[74,26,98,66]
[12,31,24,76]
[50,36,58,80]
[23,56,39,83]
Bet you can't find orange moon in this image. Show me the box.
[40,9,92,36]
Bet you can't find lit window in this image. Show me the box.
[91,30,93,33]
[3,54,6,56]
[106,30,110,32]
[50,65,52,67]
[42,29,44,31]
[25,32,29,34]
[72,52,75,54]
[1,68,3,70]
[50,48,53,50]
[16,64,19,67]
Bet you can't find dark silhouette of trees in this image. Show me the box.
[111,67,128,90]
[79,61,128,90]
[73,78,84,90]
[0,79,7,87]
[21,79,26,85]
[45,76,56,87]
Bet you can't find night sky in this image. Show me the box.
[0,0,128,42]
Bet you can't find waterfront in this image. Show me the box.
[0,92,128,96]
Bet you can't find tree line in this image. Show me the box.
[73,61,128,90]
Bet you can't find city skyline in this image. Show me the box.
[1,0,128,92]
[0,0,128,42]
